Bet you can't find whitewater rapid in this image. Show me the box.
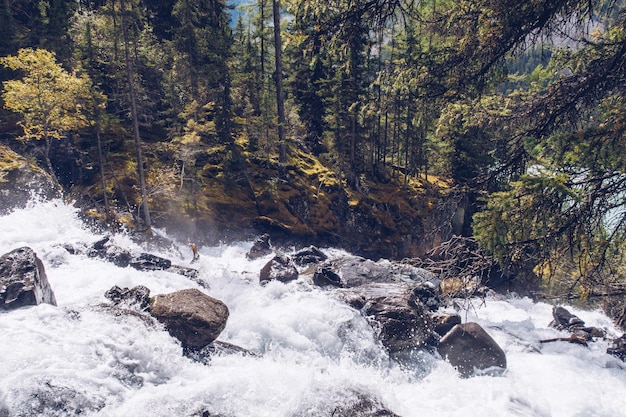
[1,199,626,417]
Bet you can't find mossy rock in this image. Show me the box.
[0,144,60,213]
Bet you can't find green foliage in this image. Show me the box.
[1,48,104,141]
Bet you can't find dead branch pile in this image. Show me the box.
[408,235,500,284]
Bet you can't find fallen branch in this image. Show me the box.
[539,334,588,346]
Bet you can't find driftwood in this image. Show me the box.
[409,236,498,281]
[406,236,498,300]
[539,334,589,346]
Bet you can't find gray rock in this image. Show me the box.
[104,285,150,311]
[129,252,172,271]
[183,340,255,365]
[550,306,585,330]
[437,322,507,378]
[260,254,299,284]
[431,311,462,337]
[86,237,204,286]
[149,288,229,349]
[292,389,400,417]
[549,306,605,341]
[312,255,438,289]
[246,233,272,260]
[0,145,61,215]
[313,256,397,288]
[292,245,328,267]
[340,282,435,354]
[607,334,626,361]
[0,247,57,309]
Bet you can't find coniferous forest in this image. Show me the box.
[2,0,626,299]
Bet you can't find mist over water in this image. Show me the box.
[1,199,626,417]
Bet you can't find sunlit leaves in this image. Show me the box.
[1,48,104,142]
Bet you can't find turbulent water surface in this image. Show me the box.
[1,199,626,417]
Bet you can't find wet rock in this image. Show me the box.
[312,265,342,287]
[0,247,57,309]
[192,411,231,417]
[292,245,327,267]
[246,233,272,260]
[88,239,132,268]
[149,288,229,349]
[550,306,585,330]
[431,311,462,337]
[3,379,105,417]
[327,393,400,417]
[85,237,204,286]
[549,306,605,341]
[183,340,255,365]
[340,282,435,354]
[413,281,441,311]
[607,334,626,361]
[259,254,299,284]
[129,252,172,271]
[437,322,507,378]
[0,144,61,215]
[312,255,438,289]
[311,257,394,288]
[104,285,150,311]
[292,389,400,417]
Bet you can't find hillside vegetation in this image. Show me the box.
[2,0,626,298]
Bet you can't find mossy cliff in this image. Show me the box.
[2,131,466,260]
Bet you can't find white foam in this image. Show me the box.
[1,199,626,416]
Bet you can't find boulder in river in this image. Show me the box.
[246,233,273,260]
[340,282,436,354]
[149,288,229,349]
[292,245,328,267]
[104,285,151,311]
[0,247,57,309]
[259,254,299,284]
[312,255,438,288]
[437,322,507,378]
[549,306,605,341]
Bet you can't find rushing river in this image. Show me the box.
[1,198,626,417]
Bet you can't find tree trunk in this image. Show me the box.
[95,120,110,218]
[43,136,60,186]
[119,0,151,229]
[272,0,287,163]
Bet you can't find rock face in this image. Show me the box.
[0,247,57,309]
[149,288,229,349]
[437,322,507,378]
[259,254,299,284]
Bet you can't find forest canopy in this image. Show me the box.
[2,0,626,296]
